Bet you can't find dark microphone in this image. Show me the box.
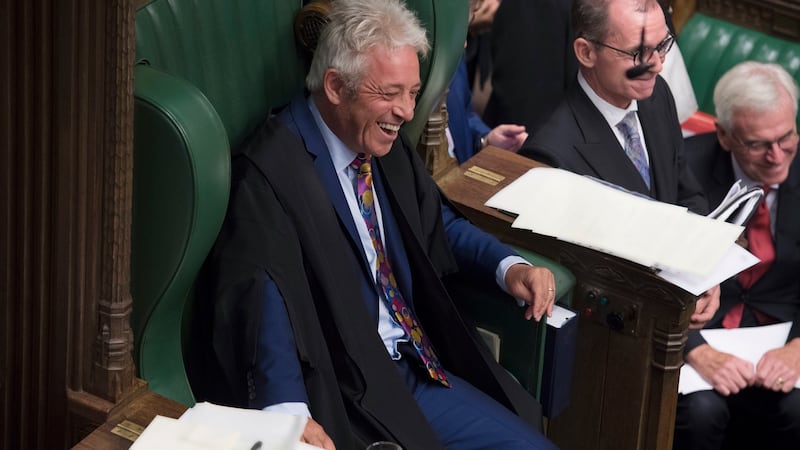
[625,27,653,79]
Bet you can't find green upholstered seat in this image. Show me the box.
[679,13,800,127]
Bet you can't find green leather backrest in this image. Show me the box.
[679,13,800,123]
[135,0,306,150]
[135,0,467,149]
[403,0,469,143]
[131,65,230,405]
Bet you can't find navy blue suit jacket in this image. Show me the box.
[252,95,513,407]
[446,56,491,164]
[200,96,546,449]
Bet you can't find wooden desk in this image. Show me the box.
[438,147,697,450]
[73,390,187,449]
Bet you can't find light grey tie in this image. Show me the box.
[616,111,651,189]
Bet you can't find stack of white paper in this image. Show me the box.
[485,168,759,295]
[131,402,314,450]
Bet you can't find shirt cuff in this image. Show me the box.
[263,402,311,418]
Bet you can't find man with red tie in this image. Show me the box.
[677,61,800,450]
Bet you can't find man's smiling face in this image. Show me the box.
[326,44,421,157]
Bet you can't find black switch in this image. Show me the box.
[606,312,625,331]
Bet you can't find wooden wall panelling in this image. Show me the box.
[1,0,140,448]
[697,0,800,41]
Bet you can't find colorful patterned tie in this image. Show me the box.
[616,111,651,189]
[350,153,449,387]
[724,186,775,328]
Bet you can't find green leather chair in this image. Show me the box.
[679,12,800,127]
[130,0,574,410]
[450,247,575,401]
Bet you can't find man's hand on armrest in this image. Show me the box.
[503,263,555,322]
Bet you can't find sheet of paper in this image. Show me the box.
[707,179,763,225]
[657,242,759,295]
[678,322,799,394]
[547,304,577,329]
[486,168,745,277]
[132,402,308,450]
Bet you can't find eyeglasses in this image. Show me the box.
[587,33,675,66]
[731,129,800,156]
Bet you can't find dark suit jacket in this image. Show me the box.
[198,96,543,449]
[521,76,708,214]
[684,132,800,351]
[483,0,577,135]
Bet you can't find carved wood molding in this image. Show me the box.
[91,0,137,404]
[417,91,457,181]
[698,0,800,40]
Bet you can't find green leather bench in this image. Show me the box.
[679,12,800,126]
[130,0,575,410]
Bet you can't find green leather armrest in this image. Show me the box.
[447,246,575,401]
[131,64,231,406]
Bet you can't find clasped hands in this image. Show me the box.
[687,338,800,396]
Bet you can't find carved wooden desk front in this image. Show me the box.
[437,147,697,450]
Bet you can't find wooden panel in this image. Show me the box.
[438,147,696,450]
[73,390,187,450]
[1,0,139,448]
[1,1,64,448]
[697,0,800,41]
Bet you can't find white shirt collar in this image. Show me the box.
[577,71,639,127]
[307,97,360,174]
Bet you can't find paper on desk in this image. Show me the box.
[679,322,799,394]
[547,304,577,329]
[131,402,308,450]
[657,243,759,295]
[485,168,754,293]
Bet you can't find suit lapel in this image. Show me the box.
[282,98,374,278]
[568,84,651,194]
[376,136,425,245]
[707,143,737,208]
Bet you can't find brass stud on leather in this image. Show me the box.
[294,1,333,53]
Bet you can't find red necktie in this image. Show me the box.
[723,186,774,328]
[351,153,450,386]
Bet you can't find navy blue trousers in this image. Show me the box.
[395,349,557,450]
